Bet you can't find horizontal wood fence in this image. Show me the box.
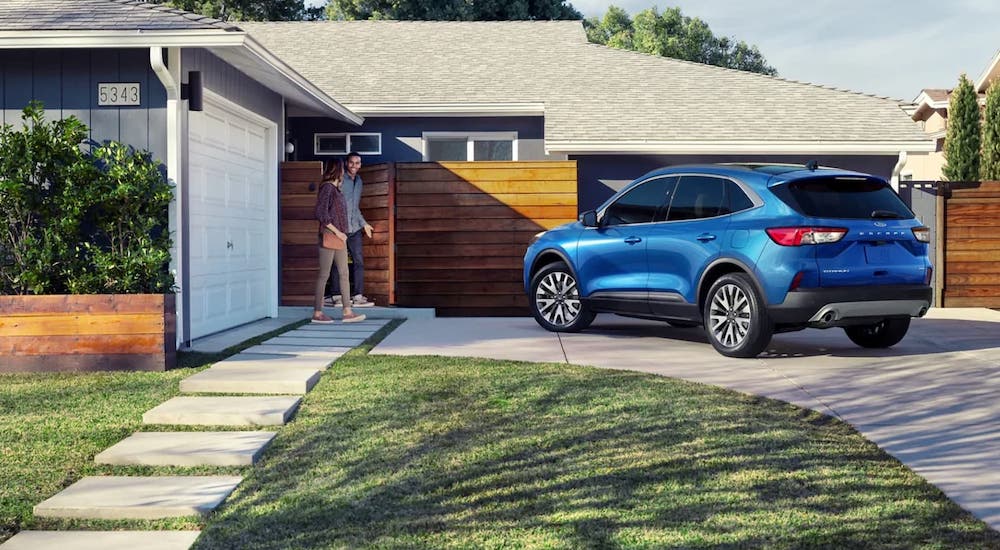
[0,294,176,372]
[394,161,577,316]
[942,180,1000,308]
[279,160,578,316]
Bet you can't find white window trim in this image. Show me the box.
[421,131,518,161]
[314,132,382,156]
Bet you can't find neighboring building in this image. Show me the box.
[0,1,933,342]
[906,50,1000,181]
[242,20,932,211]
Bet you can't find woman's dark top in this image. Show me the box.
[315,181,348,234]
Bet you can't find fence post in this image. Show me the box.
[387,161,397,305]
[935,182,946,308]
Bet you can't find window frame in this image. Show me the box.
[314,132,382,156]
[597,175,678,227]
[421,131,518,162]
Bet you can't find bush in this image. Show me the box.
[981,80,1000,181]
[943,74,981,182]
[0,102,174,295]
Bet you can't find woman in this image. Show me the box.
[313,159,366,324]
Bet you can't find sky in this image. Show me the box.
[307,0,999,101]
[571,0,1000,100]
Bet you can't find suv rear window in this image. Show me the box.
[772,176,913,219]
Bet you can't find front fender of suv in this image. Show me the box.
[523,223,584,293]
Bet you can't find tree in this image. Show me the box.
[152,0,313,21]
[981,80,1000,180]
[325,0,581,20]
[585,6,777,76]
[943,74,981,182]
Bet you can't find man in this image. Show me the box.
[326,151,375,307]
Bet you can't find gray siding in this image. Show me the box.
[183,49,282,125]
[0,48,168,162]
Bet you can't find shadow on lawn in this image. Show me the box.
[193,357,1000,549]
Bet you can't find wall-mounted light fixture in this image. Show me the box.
[181,71,203,111]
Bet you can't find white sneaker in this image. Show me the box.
[324,295,343,307]
[351,294,374,307]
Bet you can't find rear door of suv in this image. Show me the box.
[770,176,930,287]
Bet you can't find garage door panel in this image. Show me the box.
[188,97,273,339]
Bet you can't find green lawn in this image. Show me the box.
[3,320,999,548]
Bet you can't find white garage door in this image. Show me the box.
[187,95,274,339]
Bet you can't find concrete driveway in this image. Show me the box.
[372,307,1000,529]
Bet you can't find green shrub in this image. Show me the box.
[981,80,1000,181]
[0,102,174,295]
[943,74,981,182]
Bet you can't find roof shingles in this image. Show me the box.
[0,0,240,32]
[240,20,927,145]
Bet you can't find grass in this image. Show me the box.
[0,319,308,542]
[2,318,999,548]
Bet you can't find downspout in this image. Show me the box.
[150,47,188,348]
[890,150,908,192]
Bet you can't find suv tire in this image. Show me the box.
[843,317,910,348]
[704,273,773,358]
[529,261,596,332]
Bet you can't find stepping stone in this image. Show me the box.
[33,476,242,519]
[217,353,335,370]
[0,531,200,550]
[143,396,301,426]
[240,345,350,358]
[95,431,276,467]
[269,336,367,347]
[179,364,321,394]
[279,330,368,339]
[296,323,386,333]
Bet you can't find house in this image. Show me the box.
[0,0,933,343]
[906,49,1000,180]
[240,20,932,210]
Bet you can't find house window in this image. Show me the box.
[423,132,517,161]
[314,133,382,155]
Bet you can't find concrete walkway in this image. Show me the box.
[372,307,1000,530]
[4,311,399,550]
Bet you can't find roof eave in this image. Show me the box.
[343,102,546,117]
[0,30,362,125]
[975,50,1000,93]
[545,140,937,155]
[0,29,244,47]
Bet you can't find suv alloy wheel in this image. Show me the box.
[529,261,596,332]
[704,273,773,358]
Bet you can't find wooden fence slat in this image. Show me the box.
[0,334,164,355]
[0,313,164,337]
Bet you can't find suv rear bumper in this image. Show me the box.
[770,285,932,327]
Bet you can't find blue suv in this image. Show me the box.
[523,164,933,357]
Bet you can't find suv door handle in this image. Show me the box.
[624,236,642,245]
[696,233,717,242]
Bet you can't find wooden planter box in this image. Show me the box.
[0,294,176,372]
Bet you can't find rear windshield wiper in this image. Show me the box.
[871,209,902,219]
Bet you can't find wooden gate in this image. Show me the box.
[279,162,393,307]
[943,180,1000,307]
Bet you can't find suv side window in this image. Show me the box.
[665,176,727,221]
[727,180,755,213]
[603,176,677,226]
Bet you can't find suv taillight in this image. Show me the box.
[912,226,931,243]
[766,227,848,246]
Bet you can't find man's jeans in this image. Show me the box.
[328,229,364,297]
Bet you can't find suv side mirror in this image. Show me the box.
[580,210,598,227]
